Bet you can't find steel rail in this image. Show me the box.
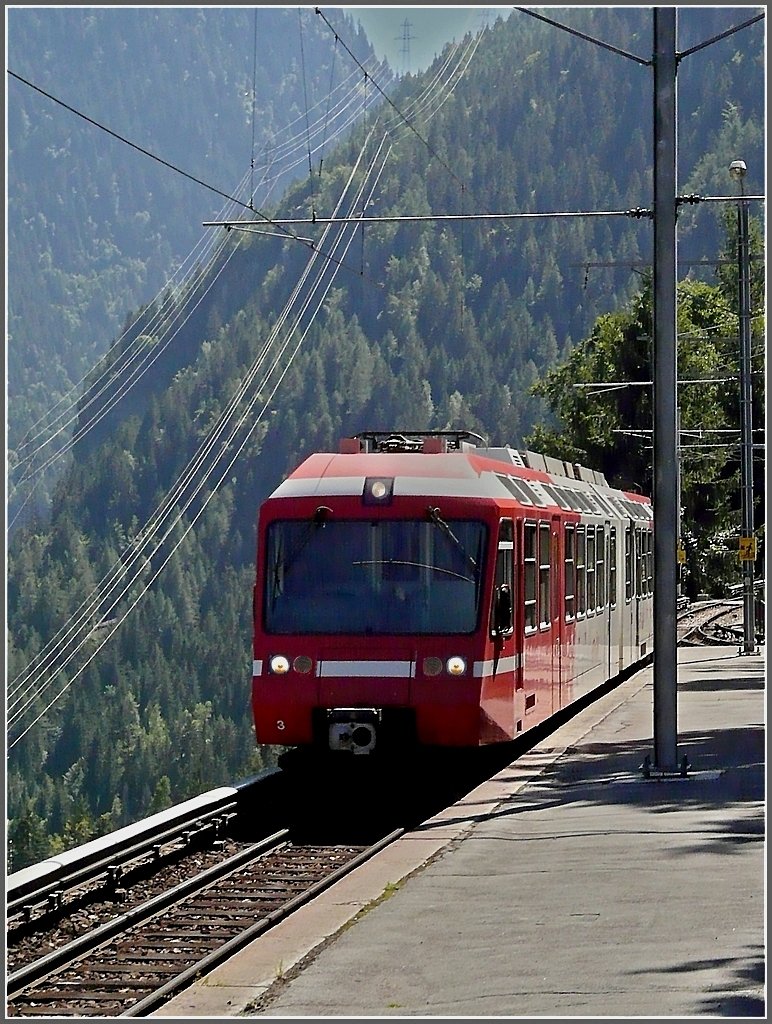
[7,829,290,997]
[122,827,406,1018]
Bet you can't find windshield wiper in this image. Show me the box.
[271,506,332,598]
[426,506,479,578]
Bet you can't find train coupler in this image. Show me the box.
[326,708,381,754]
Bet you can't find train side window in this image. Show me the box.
[564,524,576,621]
[596,525,606,609]
[636,527,654,598]
[646,529,654,595]
[539,522,550,629]
[576,525,586,617]
[524,522,537,632]
[586,526,596,614]
[491,519,514,635]
[625,527,633,602]
[609,527,617,608]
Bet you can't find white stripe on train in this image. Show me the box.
[252,654,523,678]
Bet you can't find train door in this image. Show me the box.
[624,522,634,664]
[514,518,525,695]
[489,517,518,739]
[609,525,620,674]
[551,515,563,712]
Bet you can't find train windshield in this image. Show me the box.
[264,518,487,635]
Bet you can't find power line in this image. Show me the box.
[677,11,765,61]
[7,69,253,213]
[513,7,651,66]
[9,131,391,748]
[613,428,765,435]
[6,67,358,276]
[205,207,652,230]
[9,59,413,494]
[573,377,744,390]
[10,30,479,442]
[679,193,765,205]
[513,6,766,67]
[8,14,493,744]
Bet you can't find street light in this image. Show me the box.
[729,158,747,182]
[729,158,756,654]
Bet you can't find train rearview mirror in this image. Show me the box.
[494,584,513,635]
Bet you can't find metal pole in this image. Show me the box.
[676,405,683,596]
[735,176,756,653]
[652,8,679,772]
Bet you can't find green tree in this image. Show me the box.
[526,266,765,598]
[8,801,51,872]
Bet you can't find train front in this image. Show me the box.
[251,434,497,756]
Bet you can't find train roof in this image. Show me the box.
[267,430,652,521]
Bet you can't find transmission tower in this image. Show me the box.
[396,18,415,76]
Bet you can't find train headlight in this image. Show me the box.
[363,476,394,505]
[446,655,467,676]
[269,654,291,675]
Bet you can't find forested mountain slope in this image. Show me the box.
[7,8,765,869]
[7,6,381,519]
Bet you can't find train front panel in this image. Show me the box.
[251,486,510,753]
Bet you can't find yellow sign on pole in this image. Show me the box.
[739,536,757,561]
[677,546,686,564]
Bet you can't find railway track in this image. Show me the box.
[7,821,402,1017]
[6,748,508,1018]
[676,598,754,647]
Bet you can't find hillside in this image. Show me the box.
[6,7,765,869]
[7,6,382,520]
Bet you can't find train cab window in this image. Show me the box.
[625,527,633,602]
[490,519,514,635]
[263,517,487,635]
[586,526,596,614]
[564,524,576,621]
[524,522,537,632]
[539,523,551,628]
[609,527,617,608]
[596,525,606,609]
[576,525,586,617]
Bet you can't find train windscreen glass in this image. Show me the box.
[264,518,487,635]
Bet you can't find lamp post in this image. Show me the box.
[729,159,756,654]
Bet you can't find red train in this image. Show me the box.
[251,430,653,756]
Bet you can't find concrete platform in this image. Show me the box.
[153,644,766,1018]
